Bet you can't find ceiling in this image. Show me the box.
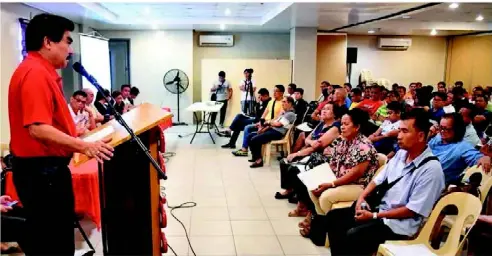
[24,2,492,36]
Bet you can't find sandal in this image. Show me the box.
[288,208,309,217]
[299,225,310,238]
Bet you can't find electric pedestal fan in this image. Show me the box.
[163,69,189,126]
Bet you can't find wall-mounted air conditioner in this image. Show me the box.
[378,38,412,50]
[198,35,234,47]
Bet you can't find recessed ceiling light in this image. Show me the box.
[476,14,484,21]
[144,6,151,15]
[430,29,437,36]
[220,24,226,30]
[449,3,459,9]
[401,15,411,19]
[368,30,375,34]
[225,8,231,16]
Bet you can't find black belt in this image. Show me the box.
[11,156,72,168]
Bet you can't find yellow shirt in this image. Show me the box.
[264,99,283,121]
[349,102,360,110]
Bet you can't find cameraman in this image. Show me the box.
[210,71,232,127]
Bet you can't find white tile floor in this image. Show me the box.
[71,125,331,256]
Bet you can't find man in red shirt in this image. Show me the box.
[357,85,384,116]
[8,14,113,255]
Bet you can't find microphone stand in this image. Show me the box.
[85,75,167,180]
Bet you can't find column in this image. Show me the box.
[290,27,318,101]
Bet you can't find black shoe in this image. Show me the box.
[248,159,256,162]
[221,143,235,149]
[288,195,298,204]
[275,191,293,200]
[250,161,264,168]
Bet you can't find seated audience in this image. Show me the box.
[221,88,271,148]
[288,109,379,220]
[369,101,402,154]
[68,90,96,136]
[276,102,345,199]
[112,90,129,115]
[120,84,132,106]
[455,80,464,88]
[286,83,296,97]
[452,86,469,112]
[357,85,384,116]
[363,85,372,99]
[129,86,140,105]
[459,103,481,147]
[326,108,445,256]
[444,91,456,113]
[232,85,285,156]
[397,86,406,103]
[473,94,492,137]
[373,90,399,124]
[391,83,398,92]
[317,81,330,102]
[349,88,363,109]
[82,88,104,125]
[430,92,446,123]
[94,89,113,124]
[437,81,447,93]
[311,88,331,122]
[344,83,352,97]
[403,82,416,105]
[248,96,296,168]
[333,86,351,109]
[380,87,389,102]
[428,113,490,184]
[293,88,308,125]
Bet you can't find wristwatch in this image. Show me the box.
[373,212,378,219]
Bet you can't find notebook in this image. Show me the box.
[297,163,337,191]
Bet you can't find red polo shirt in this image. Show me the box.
[8,52,77,157]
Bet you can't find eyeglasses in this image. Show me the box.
[439,126,453,132]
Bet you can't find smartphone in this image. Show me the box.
[5,201,18,207]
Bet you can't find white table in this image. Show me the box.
[185,101,224,144]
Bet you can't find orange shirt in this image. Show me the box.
[8,52,77,157]
[357,99,383,115]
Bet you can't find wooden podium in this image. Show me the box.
[77,103,173,255]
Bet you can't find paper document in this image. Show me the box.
[83,126,115,142]
[297,163,337,190]
[296,122,313,132]
[381,244,436,256]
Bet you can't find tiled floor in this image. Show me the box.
[159,126,331,256]
[68,125,330,256]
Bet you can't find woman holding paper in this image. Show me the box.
[275,102,346,200]
[291,109,379,236]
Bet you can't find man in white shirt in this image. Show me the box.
[443,91,456,113]
[210,71,233,127]
[121,84,132,105]
[239,68,256,116]
[82,88,104,125]
[68,90,96,136]
[460,103,481,147]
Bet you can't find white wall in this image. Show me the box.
[0,3,44,144]
[101,30,194,124]
[347,35,447,88]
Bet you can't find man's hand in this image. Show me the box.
[0,195,13,213]
[355,209,373,222]
[429,125,439,138]
[355,197,371,212]
[477,156,491,173]
[82,137,114,163]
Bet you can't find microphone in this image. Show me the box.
[71,62,168,180]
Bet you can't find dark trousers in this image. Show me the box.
[210,100,228,126]
[291,168,316,211]
[12,156,75,256]
[228,114,255,146]
[248,129,283,160]
[326,207,408,256]
[280,159,298,190]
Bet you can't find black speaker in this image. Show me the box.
[347,47,358,64]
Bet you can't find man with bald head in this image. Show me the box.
[82,88,104,125]
[333,86,351,109]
